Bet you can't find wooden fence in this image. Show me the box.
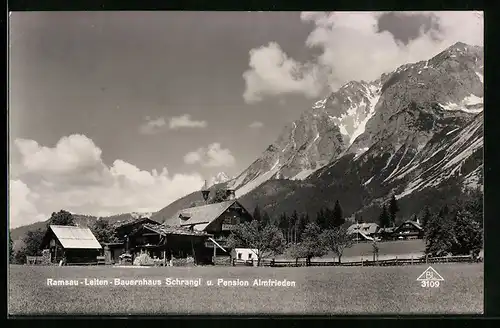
[258,255,481,268]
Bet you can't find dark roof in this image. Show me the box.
[142,223,212,237]
[164,200,247,231]
[394,220,423,232]
[113,217,160,229]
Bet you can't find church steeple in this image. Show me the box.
[201,180,210,203]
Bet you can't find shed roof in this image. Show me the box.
[347,222,379,235]
[49,225,102,249]
[164,200,245,231]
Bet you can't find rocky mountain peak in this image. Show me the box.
[209,172,230,187]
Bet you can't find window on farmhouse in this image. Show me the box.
[248,253,253,259]
[238,253,242,259]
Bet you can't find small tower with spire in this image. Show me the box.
[201,180,210,204]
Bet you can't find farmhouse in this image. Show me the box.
[127,223,213,264]
[347,223,379,241]
[40,225,102,264]
[103,217,161,264]
[164,198,254,253]
[392,220,424,240]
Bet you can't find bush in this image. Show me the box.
[133,253,155,266]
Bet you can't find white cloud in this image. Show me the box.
[249,121,264,129]
[9,179,47,228]
[243,11,483,102]
[9,134,205,228]
[139,116,167,135]
[242,42,325,103]
[184,143,236,167]
[169,114,207,129]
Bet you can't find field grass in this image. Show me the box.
[9,263,483,315]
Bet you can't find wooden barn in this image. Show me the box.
[40,225,102,265]
[127,223,213,264]
[103,217,161,264]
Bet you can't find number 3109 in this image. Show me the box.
[421,280,440,288]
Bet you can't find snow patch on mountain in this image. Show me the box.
[349,92,380,145]
[462,165,483,191]
[363,176,374,186]
[476,71,483,83]
[293,168,316,180]
[439,93,484,114]
[235,160,281,198]
[313,98,327,109]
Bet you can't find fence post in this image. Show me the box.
[411,255,413,265]
[361,257,363,267]
[425,254,428,264]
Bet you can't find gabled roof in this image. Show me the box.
[113,217,160,229]
[394,220,423,232]
[347,222,379,235]
[47,225,102,249]
[141,223,212,237]
[164,200,247,231]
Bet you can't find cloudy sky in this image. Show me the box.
[9,11,483,228]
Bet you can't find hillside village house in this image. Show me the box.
[392,220,424,240]
[164,197,253,249]
[39,225,102,264]
[347,219,424,242]
[126,223,213,265]
[347,223,380,241]
[103,217,161,264]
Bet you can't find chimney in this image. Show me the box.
[226,189,236,200]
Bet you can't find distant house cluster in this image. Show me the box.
[346,220,424,242]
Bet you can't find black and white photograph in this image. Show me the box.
[8,11,484,315]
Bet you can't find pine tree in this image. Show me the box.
[278,213,289,243]
[316,208,327,230]
[421,207,432,231]
[332,200,345,228]
[296,214,308,242]
[291,210,299,243]
[379,205,390,228]
[261,211,271,228]
[388,195,400,227]
[425,209,454,257]
[252,205,262,222]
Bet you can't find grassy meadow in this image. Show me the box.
[9,262,483,315]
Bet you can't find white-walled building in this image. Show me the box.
[231,248,259,261]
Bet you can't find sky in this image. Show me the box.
[8,11,483,228]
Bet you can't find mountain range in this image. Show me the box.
[151,41,483,223]
[11,41,484,244]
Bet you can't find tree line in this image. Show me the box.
[227,200,351,266]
